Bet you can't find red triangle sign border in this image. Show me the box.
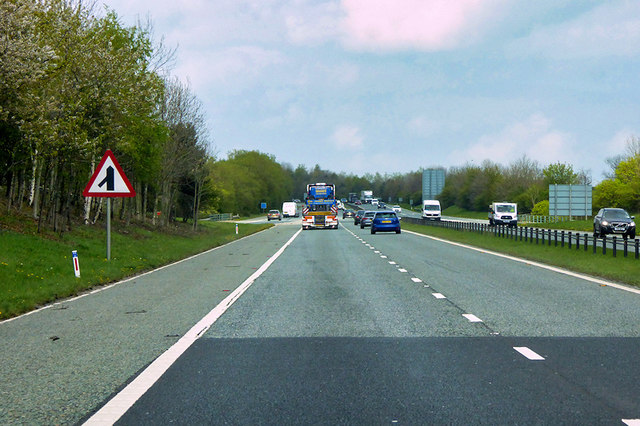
[83,150,136,197]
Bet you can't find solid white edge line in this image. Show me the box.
[0,227,273,326]
[513,347,545,361]
[404,230,640,296]
[84,228,302,425]
[622,420,640,425]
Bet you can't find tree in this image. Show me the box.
[543,162,580,185]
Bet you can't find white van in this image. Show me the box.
[488,202,517,227]
[422,200,441,220]
[282,201,298,217]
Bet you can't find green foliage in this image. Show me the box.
[210,150,292,215]
[543,162,579,185]
[531,200,549,216]
[594,152,640,213]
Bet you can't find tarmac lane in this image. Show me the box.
[0,224,299,425]
[104,223,640,424]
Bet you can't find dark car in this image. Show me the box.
[594,208,636,239]
[371,211,401,234]
[342,209,355,219]
[360,211,376,228]
[354,209,365,225]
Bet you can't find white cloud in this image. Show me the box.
[174,46,286,89]
[449,114,575,166]
[407,116,439,137]
[285,1,343,45]
[332,125,364,150]
[511,2,640,59]
[339,0,508,51]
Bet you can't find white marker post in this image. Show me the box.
[72,250,81,277]
[235,223,238,235]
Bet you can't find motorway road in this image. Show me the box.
[2,218,640,424]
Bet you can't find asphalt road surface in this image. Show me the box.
[2,218,640,425]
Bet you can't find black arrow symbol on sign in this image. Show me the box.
[98,166,115,191]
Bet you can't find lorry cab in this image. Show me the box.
[488,202,517,227]
[422,200,441,220]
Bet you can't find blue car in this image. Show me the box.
[371,211,401,234]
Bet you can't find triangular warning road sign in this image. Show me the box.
[83,150,136,197]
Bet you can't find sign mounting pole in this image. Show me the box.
[83,150,136,261]
[106,198,111,260]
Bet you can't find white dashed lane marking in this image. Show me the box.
[432,293,446,299]
[513,347,545,361]
[463,314,483,323]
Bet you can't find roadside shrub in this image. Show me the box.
[531,200,549,216]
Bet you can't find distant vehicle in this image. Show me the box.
[360,211,376,228]
[360,190,373,203]
[371,211,401,234]
[593,208,636,239]
[371,198,379,207]
[354,200,362,205]
[377,202,387,209]
[422,200,441,220]
[354,210,365,225]
[392,205,402,214]
[282,201,298,217]
[342,209,355,219]
[488,202,517,227]
[267,210,282,221]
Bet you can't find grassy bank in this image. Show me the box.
[0,218,271,320]
[402,222,640,288]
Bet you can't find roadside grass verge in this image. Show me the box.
[402,222,640,288]
[0,219,271,320]
[442,206,488,220]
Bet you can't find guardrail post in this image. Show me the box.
[554,230,558,247]
[636,239,639,260]
[602,235,607,255]
[568,232,572,249]
[584,234,587,251]
[612,236,617,257]
[561,230,565,248]
[624,238,628,258]
[530,227,534,243]
[524,227,528,242]
[593,235,597,254]
[549,229,552,246]
[576,233,579,250]
[535,228,539,244]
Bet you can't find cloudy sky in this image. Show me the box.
[99,0,640,182]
